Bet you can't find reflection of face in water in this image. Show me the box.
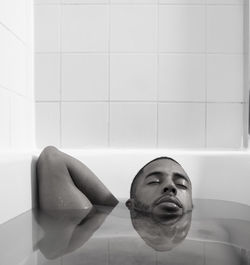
[129,211,192,251]
[126,157,193,218]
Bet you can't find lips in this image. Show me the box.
[154,196,183,209]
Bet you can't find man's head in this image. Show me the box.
[126,157,193,217]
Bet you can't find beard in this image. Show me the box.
[133,197,151,213]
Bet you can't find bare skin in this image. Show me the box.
[126,159,193,217]
[36,146,118,213]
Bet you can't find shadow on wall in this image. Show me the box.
[31,156,39,209]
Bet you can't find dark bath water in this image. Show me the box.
[1,199,250,265]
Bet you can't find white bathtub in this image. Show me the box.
[2,148,250,225]
[41,148,250,206]
[1,148,250,265]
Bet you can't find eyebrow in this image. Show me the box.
[145,171,163,179]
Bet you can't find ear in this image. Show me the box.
[125,199,134,209]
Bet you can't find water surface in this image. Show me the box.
[1,199,250,265]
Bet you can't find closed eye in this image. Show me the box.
[147,180,160,185]
[146,177,161,185]
[176,183,188,189]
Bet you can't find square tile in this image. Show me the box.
[11,96,33,149]
[111,0,156,3]
[35,0,61,3]
[159,54,205,101]
[207,55,244,102]
[0,26,27,96]
[0,0,27,42]
[62,54,108,100]
[36,102,60,148]
[63,0,108,3]
[110,5,157,52]
[207,0,245,4]
[10,41,27,96]
[0,89,11,149]
[35,53,60,101]
[206,6,244,53]
[61,5,109,52]
[207,103,243,148]
[110,103,157,147]
[110,54,157,101]
[35,5,60,52]
[158,103,206,148]
[61,102,108,148]
[159,5,205,52]
[160,0,204,3]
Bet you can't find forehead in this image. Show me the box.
[142,159,188,178]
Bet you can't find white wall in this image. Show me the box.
[0,0,34,150]
[0,0,35,224]
[35,0,247,149]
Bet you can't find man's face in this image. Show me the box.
[130,159,193,217]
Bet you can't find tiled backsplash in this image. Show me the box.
[0,0,34,150]
[35,0,248,149]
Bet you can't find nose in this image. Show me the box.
[163,185,177,196]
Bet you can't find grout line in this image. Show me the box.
[205,1,208,148]
[0,84,29,99]
[0,22,27,46]
[156,0,160,148]
[107,0,111,147]
[35,2,245,6]
[35,100,246,104]
[35,51,245,55]
[59,3,63,148]
[242,0,249,148]
[9,94,12,148]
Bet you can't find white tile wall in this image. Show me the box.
[0,89,11,149]
[35,1,247,149]
[159,5,205,52]
[63,0,108,3]
[111,0,157,3]
[35,53,61,101]
[206,5,244,53]
[159,54,206,102]
[61,103,109,148]
[35,5,60,52]
[62,54,108,100]
[11,96,32,148]
[160,0,205,3]
[110,54,157,101]
[61,5,109,52]
[36,102,60,148]
[35,0,61,3]
[207,54,244,102]
[158,103,206,148]
[0,0,27,42]
[0,0,34,151]
[110,5,157,52]
[110,103,157,147]
[207,0,245,5]
[0,25,27,96]
[207,103,243,148]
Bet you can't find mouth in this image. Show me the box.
[153,196,183,214]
